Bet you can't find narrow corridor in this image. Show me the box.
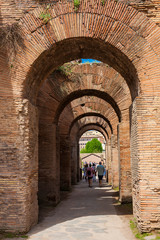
[26,181,136,240]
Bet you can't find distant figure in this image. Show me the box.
[83,163,88,182]
[96,162,105,187]
[86,163,94,187]
[92,163,96,182]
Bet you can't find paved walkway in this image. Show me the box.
[24,180,136,240]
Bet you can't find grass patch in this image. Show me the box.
[1,232,28,239]
[101,0,106,6]
[74,0,80,11]
[113,196,160,240]
[130,220,151,239]
[57,62,79,77]
[4,233,17,238]
[113,186,119,191]
[130,219,160,240]
[39,12,51,23]
[57,65,72,76]
[39,5,51,24]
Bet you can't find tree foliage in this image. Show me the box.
[80,138,103,153]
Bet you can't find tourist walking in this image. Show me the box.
[96,162,105,187]
[86,163,94,187]
[92,163,96,182]
[83,163,88,182]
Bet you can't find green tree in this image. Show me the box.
[80,138,103,153]
[80,148,86,153]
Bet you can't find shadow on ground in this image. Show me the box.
[33,180,133,235]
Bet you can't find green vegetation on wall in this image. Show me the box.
[39,5,51,24]
[74,0,80,11]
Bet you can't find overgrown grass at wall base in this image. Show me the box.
[130,220,160,240]
[0,232,28,239]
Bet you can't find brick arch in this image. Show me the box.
[1,0,160,233]
[37,62,131,127]
[78,123,109,140]
[72,116,110,139]
[78,127,108,144]
[24,37,139,102]
[70,115,110,139]
[18,0,160,104]
[69,112,113,136]
[59,96,118,137]
[64,63,132,110]
[54,89,121,124]
[77,115,109,127]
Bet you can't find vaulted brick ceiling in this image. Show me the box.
[37,63,131,138]
[58,96,118,137]
[78,124,108,142]
[4,0,158,107]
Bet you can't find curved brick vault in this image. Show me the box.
[37,63,131,139]
[37,63,130,195]
[78,124,108,142]
[37,62,131,221]
[54,89,121,123]
[69,112,113,135]
[70,115,110,139]
[78,123,109,140]
[4,0,159,103]
[38,62,132,210]
[72,115,110,138]
[58,95,119,137]
[0,0,160,234]
[37,63,131,136]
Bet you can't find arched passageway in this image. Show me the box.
[37,64,132,207]
[0,0,160,234]
[69,113,113,135]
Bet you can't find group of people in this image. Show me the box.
[83,162,105,188]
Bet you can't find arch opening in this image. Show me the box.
[54,89,121,124]
[79,129,106,163]
[69,112,113,136]
[24,37,139,104]
[78,123,109,140]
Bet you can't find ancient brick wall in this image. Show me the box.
[0,97,38,231]
[71,142,78,185]
[107,139,112,184]
[111,135,119,188]
[128,0,160,26]
[60,137,72,191]
[131,97,160,232]
[118,109,132,202]
[0,0,160,233]
[38,123,60,205]
[0,0,160,26]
